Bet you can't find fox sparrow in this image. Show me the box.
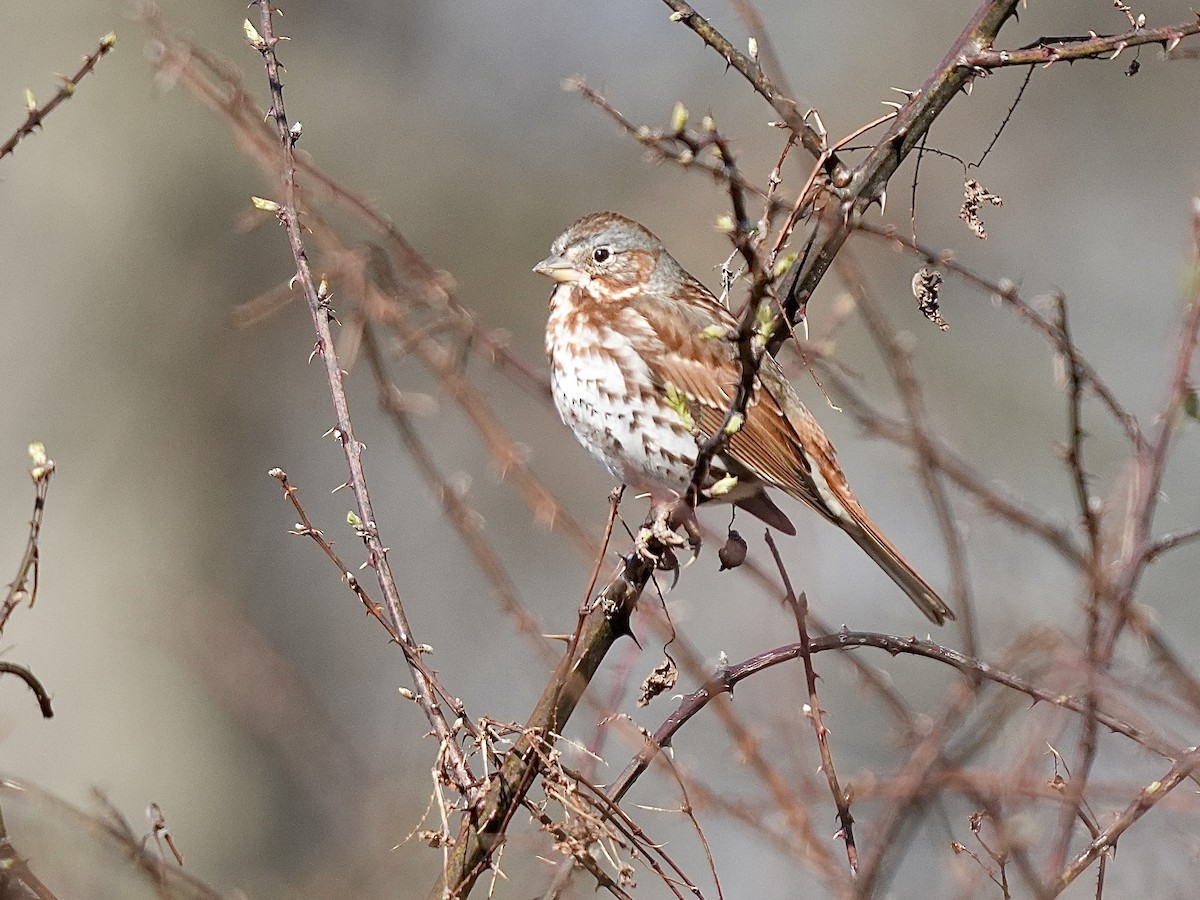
[535,211,953,625]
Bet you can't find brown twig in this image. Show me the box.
[809,358,1085,566]
[247,2,476,798]
[1051,747,1200,896]
[765,533,858,875]
[0,662,54,720]
[971,19,1200,68]
[658,0,843,179]
[358,324,553,660]
[607,630,1194,815]
[1,445,55,634]
[1101,213,1200,657]
[267,470,482,750]
[1045,296,1106,877]
[837,252,978,657]
[567,78,776,209]
[0,33,116,162]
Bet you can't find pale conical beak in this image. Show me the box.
[533,255,582,283]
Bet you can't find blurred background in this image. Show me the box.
[1,1,1198,897]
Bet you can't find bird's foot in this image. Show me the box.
[634,501,702,577]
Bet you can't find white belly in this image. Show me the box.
[547,294,698,498]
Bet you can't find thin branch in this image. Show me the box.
[0,662,54,719]
[972,20,1200,68]
[568,78,776,209]
[765,533,858,875]
[1045,296,1106,877]
[658,0,843,179]
[0,33,116,162]
[2,445,55,634]
[809,357,1085,566]
[607,631,1194,813]
[358,324,553,660]
[1102,211,1200,656]
[837,252,978,657]
[267,470,482,748]
[1142,526,1200,564]
[1051,747,1200,896]
[247,3,475,797]
[855,222,1143,448]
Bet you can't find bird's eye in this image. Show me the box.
[592,247,611,264]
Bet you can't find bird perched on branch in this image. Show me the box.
[535,211,953,625]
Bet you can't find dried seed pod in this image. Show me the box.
[912,267,949,331]
[959,178,1003,240]
[637,656,679,707]
[718,529,748,571]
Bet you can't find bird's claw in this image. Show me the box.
[634,503,704,588]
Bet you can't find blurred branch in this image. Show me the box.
[1102,204,1200,657]
[854,222,1142,448]
[143,8,551,409]
[0,33,115,162]
[837,252,979,657]
[357,324,554,660]
[0,663,54,720]
[1045,296,1106,876]
[809,357,1085,565]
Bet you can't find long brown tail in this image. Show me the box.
[840,513,954,625]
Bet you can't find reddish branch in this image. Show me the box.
[607,631,1195,810]
[970,19,1200,68]
[247,3,476,797]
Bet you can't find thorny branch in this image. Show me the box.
[2,444,55,634]
[658,0,844,180]
[608,631,1196,812]
[766,533,858,875]
[1053,747,1200,895]
[246,2,476,798]
[137,1,1200,896]
[971,18,1200,68]
[0,32,116,162]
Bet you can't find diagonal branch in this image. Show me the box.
[434,553,654,898]
[0,33,116,162]
[658,0,842,179]
[1051,747,1200,896]
[775,0,1022,336]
